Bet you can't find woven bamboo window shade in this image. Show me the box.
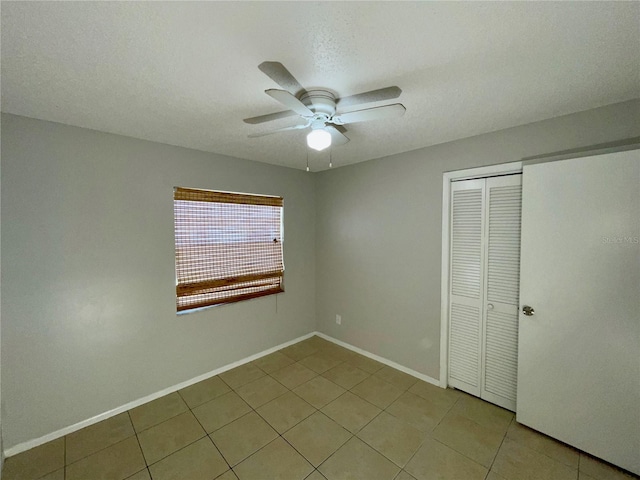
[174,187,284,311]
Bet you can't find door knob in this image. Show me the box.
[522,305,535,316]
[487,303,494,310]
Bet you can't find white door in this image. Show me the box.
[517,150,640,475]
[448,175,522,411]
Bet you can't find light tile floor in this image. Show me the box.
[4,336,638,480]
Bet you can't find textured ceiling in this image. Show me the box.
[2,2,639,171]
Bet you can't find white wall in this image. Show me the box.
[315,99,640,380]
[0,114,316,450]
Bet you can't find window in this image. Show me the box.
[174,187,284,312]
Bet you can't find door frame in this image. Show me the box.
[439,161,523,387]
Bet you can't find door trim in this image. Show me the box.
[439,161,522,387]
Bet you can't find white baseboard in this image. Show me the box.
[3,332,315,458]
[314,332,442,388]
[5,330,441,458]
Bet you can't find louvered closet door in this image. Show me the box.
[448,174,522,411]
[481,175,522,411]
[448,179,485,396]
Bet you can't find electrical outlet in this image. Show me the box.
[336,314,342,325]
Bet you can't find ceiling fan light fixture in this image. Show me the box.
[307,128,332,151]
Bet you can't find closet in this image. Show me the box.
[447,174,522,411]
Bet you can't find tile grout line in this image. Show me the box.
[579,450,585,474]
[128,410,150,474]
[210,357,315,474]
[280,342,431,475]
[135,403,220,474]
[427,398,515,477]
[503,419,584,474]
[143,432,209,471]
[287,409,354,469]
[207,435,233,479]
[224,342,359,475]
[183,389,235,476]
[62,427,141,471]
[308,354,416,475]
[482,414,514,480]
[241,359,355,474]
[391,387,465,477]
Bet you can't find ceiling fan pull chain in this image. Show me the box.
[306,149,310,172]
[329,149,333,169]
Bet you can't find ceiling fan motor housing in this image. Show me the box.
[300,89,337,118]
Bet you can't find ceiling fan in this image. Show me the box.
[244,61,406,151]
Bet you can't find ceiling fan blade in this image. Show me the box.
[258,61,305,96]
[334,103,406,125]
[247,123,308,138]
[243,110,298,124]
[326,125,350,146]
[265,89,314,117]
[336,86,402,108]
